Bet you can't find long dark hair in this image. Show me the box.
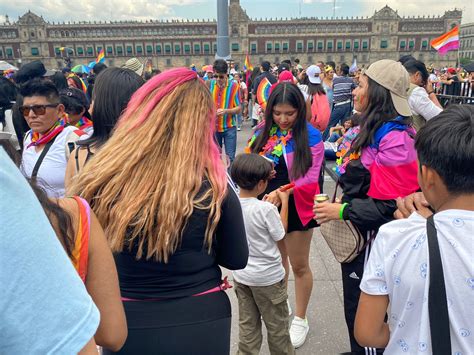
[0,139,75,260]
[352,76,411,152]
[78,67,145,148]
[251,82,312,179]
[0,77,18,127]
[307,82,326,96]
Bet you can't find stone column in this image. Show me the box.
[216,0,231,60]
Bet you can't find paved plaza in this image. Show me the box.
[224,119,350,354]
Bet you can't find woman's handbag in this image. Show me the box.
[318,183,366,263]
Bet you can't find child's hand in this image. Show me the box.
[263,191,281,207]
[276,189,290,204]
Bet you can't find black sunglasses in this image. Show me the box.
[19,104,59,116]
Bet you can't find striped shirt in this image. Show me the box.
[210,79,241,132]
[332,76,356,104]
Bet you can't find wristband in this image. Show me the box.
[339,203,348,220]
[427,91,434,95]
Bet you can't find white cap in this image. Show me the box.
[307,65,322,84]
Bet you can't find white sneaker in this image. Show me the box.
[287,299,292,316]
[290,316,309,348]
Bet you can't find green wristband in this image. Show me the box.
[339,203,348,220]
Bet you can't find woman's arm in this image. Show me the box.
[86,210,127,351]
[215,186,249,269]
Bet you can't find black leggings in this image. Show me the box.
[103,291,232,355]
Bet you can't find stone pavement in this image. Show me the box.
[222,119,351,354]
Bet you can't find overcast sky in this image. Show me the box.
[0,0,472,24]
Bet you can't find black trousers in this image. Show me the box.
[341,250,383,355]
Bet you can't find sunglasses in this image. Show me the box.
[19,104,59,116]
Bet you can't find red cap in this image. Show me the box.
[447,68,456,74]
[278,71,294,83]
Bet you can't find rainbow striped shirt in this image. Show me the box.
[210,79,241,132]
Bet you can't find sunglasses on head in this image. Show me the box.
[19,104,59,116]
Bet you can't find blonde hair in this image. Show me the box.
[68,68,227,262]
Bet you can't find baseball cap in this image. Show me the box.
[306,65,322,84]
[122,58,144,76]
[60,87,90,110]
[277,62,290,74]
[363,59,411,117]
[447,68,456,74]
[278,71,294,83]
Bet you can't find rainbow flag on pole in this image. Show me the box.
[244,54,253,72]
[431,26,459,55]
[95,48,105,63]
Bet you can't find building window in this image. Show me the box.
[307,41,314,51]
[194,43,201,53]
[77,47,84,55]
[165,44,171,54]
[251,43,257,54]
[166,58,171,66]
[174,44,181,54]
[345,41,351,50]
[213,43,217,53]
[156,44,162,54]
[0,49,3,57]
[31,47,39,56]
[107,46,113,54]
[380,40,388,49]
[337,41,343,50]
[282,42,288,52]
[362,41,368,49]
[6,48,13,57]
[274,42,280,52]
[126,46,133,54]
[136,45,143,53]
[146,45,153,54]
[55,47,61,56]
[87,47,94,55]
[327,41,333,50]
[421,40,428,49]
[204,43,210,54]
[409,40,414,49]
[266,42,272,52]
[400,40,406,49]
[184,44,191,54]
[185,58,191,66]
[354,41,359,49]
[317,41,324,50]
[296,41,303,52]
[231,43,239,52]
[116,46,123,54]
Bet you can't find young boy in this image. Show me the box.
[230,153,295,355]
[354,105,474,354]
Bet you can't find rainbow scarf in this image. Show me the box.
[27,115,67,149]
[256,77,271,111]
[247,122,324,226]
[75,116,93,130]
[210,79,241,133]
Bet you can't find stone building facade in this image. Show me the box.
[460,23,474,61]
[0,0,463,70]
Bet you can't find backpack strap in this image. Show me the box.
[427,214,452,354]
[31,134,58,182]
[71,196,91,283]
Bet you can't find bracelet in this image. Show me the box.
[339,203,348,220]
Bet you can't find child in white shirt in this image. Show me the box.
[231,153,294,355]
[355,105,474,354]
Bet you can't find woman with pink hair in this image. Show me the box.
[69,68,248,354]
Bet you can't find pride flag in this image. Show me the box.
[243,54,253,72]
[257,77,271,111]
[431,26,459,55]
[95,48,105,63]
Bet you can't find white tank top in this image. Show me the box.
[21,126,79,198]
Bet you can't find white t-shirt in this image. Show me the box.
[233,197,286,286]
[21,125,79,198]
[0,109,20,150]
[360,210,474,354]
[408,86,443,121]
[1,148,99,353]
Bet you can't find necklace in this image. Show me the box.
[247,125,292,165]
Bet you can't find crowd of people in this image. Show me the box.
[1,53,473,355]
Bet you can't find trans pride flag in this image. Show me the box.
[431,26,459,55]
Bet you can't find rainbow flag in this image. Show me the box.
[256,77,271,111]
[431,26,459,55]
[95,48,105,63]
[243,54,253,72]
